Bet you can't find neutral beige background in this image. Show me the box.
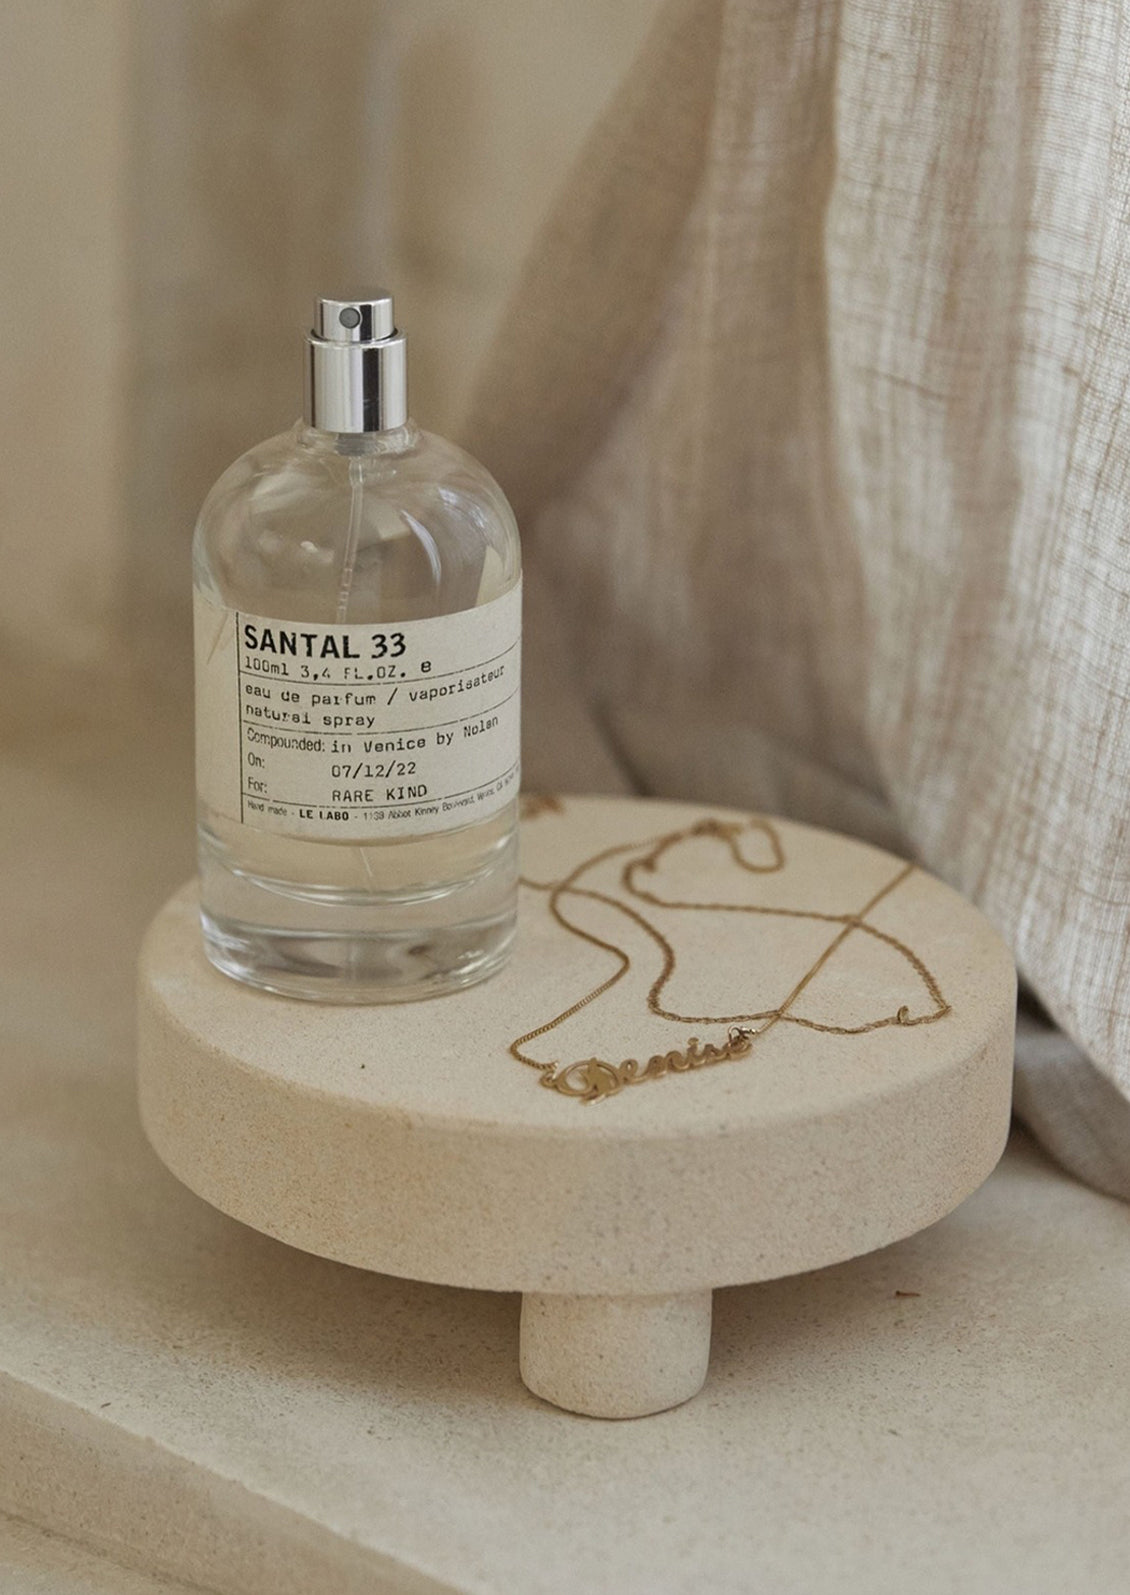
[1,6,1127,1585]
[0,0,660,682]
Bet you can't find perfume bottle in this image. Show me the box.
[193,293,522,1002]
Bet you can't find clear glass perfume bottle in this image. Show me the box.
[193,293,521,1002]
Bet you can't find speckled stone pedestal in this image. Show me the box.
[137,797,1016,1419]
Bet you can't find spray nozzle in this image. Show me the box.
[305,292,406,432]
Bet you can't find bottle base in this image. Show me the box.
[200,908,516,1004]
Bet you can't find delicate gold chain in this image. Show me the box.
[510,808,950,1103]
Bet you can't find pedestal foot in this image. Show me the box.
[519,1289,713,1418]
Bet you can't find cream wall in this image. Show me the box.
[0,0,661,684]
[0,1,132,681]
[377,0,665,435]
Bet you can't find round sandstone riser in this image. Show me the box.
[138,797,1016,1418]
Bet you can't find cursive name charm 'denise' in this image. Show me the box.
[545,1028,757,1104]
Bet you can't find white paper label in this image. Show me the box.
[195,582,521,839]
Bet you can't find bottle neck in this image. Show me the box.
[296,419,420,458]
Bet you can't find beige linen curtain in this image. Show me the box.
[463,0,1130,1195]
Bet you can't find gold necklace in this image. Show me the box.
[511,811,950,1104]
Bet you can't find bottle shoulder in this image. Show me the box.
[197,422,515,525]
[193,422,520,620]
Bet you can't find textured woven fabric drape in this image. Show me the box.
[462,0,1130,1195]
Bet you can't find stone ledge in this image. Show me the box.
[1,720,1127,1594]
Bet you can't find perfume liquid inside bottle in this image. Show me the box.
[193,294,521,1002]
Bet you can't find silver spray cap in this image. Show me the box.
[304,292,408,433]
